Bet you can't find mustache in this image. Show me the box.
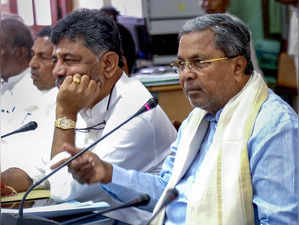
[56,76,66,87]
[30,69,39,76]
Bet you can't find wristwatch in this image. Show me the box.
[54,117,76,130]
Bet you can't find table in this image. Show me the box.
[147,84,193,123]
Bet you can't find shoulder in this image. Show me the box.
[249,89,298,155]
[118,74,151,97]
[254,89,298,133]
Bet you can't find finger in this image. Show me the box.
[87,79,99,92]
[82,171,95,184]
[72,73,82,85]
[69,162,93,184]
[78,74,90,91]
[87,80,101,103]
[50,157,69,169]
[61,75,73,88]
[62,143,80,156]
[79,161,94,174]
[70,156,90,171]
[75,166,93,182]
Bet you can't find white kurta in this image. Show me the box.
[1,69,58,172]
[31,73,177,225]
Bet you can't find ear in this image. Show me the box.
[101,51,119,79]
[122,56,129,75]
[232,55,247,81]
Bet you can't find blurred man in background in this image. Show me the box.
[276,0,299,112]
[1,26,57,195]
[99,6,137,75]
[0,18,33,94]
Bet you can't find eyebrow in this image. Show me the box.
[177,55,208,61]
[53,52,80,59]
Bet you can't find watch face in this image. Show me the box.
[56,117,75,129]
[61,119,68,127]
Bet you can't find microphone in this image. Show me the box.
[60,193,150,225]
[1,98,157,225]
[133,97,158,117]
[146,188,179,225]
[1,121,38,139]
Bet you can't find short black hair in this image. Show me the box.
[118,23,136,74]
[51,8,123,68]
[99,6,120,22]
[36,26,52,38]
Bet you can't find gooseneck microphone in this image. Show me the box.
[146,188,179,225]
[1,98,157,225]
[61,194,150,225]
[1,121,38,139]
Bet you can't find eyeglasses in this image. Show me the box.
[170,55,238,73]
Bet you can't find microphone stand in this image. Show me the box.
[146,188,178,225]
[60,194,150,225]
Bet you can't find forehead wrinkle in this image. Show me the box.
[179,31,219,60]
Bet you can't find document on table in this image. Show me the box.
[1,201,110,218]
[1,189,50,203]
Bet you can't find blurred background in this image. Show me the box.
[1,0,298,114]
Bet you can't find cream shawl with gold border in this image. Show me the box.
[151,72,268,225]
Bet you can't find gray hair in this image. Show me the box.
[179,13,253,75]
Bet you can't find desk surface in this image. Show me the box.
[146,83,193,123]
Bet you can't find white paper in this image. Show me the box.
[2,200,110,218]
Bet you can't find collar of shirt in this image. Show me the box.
[204,108,223,124]
[79,73,127,127]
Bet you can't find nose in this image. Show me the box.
[29,55,38,69]
[52,60,67,80]
[180,61,194,74]
[179,66,197,86]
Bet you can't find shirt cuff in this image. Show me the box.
[112,164,132,187]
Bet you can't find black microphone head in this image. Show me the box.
[134,98,158,117]
[145,189,178,225]
[163,188,178,205]
[13,121,38,134]
[17,121,38,132]
[145,98,158,110]
[27,121,38,130]
[1,121,38,139]
[130,193,151,207]
[138,193,151,206]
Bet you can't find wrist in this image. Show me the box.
[102,162,113,184]
[55,117,76,130]
[56,105,77,121]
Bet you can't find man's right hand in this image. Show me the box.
[51,144,113,185]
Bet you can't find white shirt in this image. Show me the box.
[0,68,58,172]
[32,73,177,225]
[0,72,25,95]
